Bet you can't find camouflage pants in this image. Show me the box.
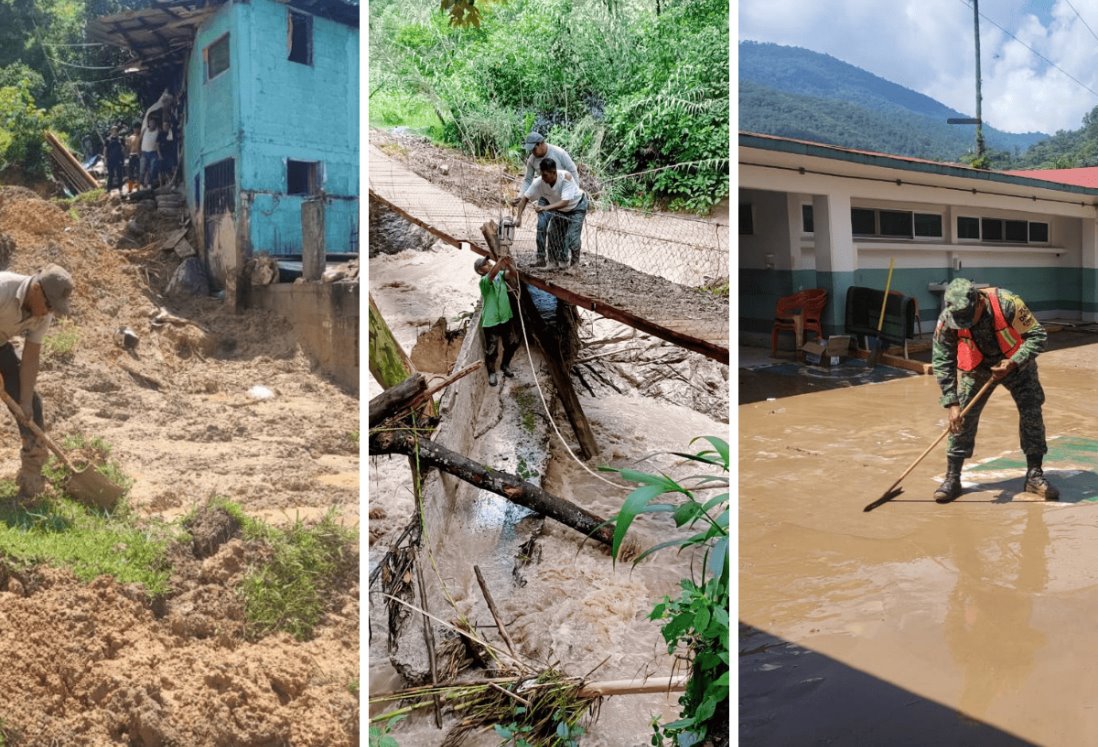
[947,362,1047,459]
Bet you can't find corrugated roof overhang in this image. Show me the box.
[88,0,358,70]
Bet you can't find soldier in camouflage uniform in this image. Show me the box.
[931,278,1057,503]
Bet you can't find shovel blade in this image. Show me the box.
[66,467,125,510]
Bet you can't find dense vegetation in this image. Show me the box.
[0,1,144,180]
[370,0,729,213]
[740,41,1047,165]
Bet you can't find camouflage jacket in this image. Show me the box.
[932,288,1046,407]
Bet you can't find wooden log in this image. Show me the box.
[44,131,98,191]
[368,292,415,388]
[369,428,614,546]
[579,675,689,698]
[368,372,427,426]
[474,564,521,662]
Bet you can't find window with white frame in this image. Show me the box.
[850,208,943,239]
[205,34,230,81]
[957,215,1049,244]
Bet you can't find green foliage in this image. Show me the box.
[371,0,728,211]
[604,436,729,746]
[0,488,174,597]
[43,318,78,363]
[0,73,48,177]
[238,510,356,641]
[368,714,405,747]
[45,433,133,496]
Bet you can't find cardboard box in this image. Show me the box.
[802,335,852,366]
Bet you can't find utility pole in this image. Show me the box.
[973,0,985,160]
[947,0,986,163]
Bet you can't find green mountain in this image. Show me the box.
[739,41,1047,162]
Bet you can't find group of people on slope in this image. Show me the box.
[100,92,178,196]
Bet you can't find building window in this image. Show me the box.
[288,160,320,195]
[957,216,980,239]
[914,213,943,238]
[851,208,876,235]
[879,210,913,238]
[961,216,1048,243]
[801,204,814,234]
[851,208,943,239]
[206,34,230,81]
[739,203,753,235]
[288,11,313,66]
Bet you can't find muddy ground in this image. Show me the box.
[740,336,1098,745]
[0,186,359,745]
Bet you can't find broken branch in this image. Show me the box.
[370,428,614,546]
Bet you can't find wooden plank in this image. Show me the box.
[369,189,729,364]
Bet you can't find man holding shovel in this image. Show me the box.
[931,278,1056,503]
[0,265,73,499]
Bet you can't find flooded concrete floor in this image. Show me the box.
[740,338,1098,745]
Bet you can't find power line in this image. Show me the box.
[1064,0,1098,46]
[963,0,1098,101]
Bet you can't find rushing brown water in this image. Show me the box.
[740,339,1098,745]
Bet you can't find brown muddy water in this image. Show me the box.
[370,245,729,745]
[740,339,1098,745]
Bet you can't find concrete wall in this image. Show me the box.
[237,0,359,255]
[250,281,359,392]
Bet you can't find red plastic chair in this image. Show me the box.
[771,289,828,355]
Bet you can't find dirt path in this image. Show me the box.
[0,186,359,745]
[740,340,1098,745]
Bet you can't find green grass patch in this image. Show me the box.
[513,388,538,435]
[369,89,444,138]
[231,504,356,641]
[0,484,174,597]
[57,188,104,208]
[43,319,78,362]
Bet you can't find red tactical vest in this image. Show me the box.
[957,288,1022,371]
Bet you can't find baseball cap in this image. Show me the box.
[36,264,73,316]
[943,278,979,329]
[522,132,545,152]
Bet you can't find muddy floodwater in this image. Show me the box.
[740,337,1098,745]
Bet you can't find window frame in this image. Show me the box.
[287,159,322,196]
[205,33,231,82]
[801,203,814,235]
[850,207,943,240]
[288,10,314,66]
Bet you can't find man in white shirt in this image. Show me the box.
[139,91,173,188]
[514,158,589,270]
[0,265,73,499]
[512,133,581,267]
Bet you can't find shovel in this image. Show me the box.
[864,377,997,512]
[0,380,124,510]
[867,258,895,368]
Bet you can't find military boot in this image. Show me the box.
[1025,455,1060,501]
[934,457,965,504]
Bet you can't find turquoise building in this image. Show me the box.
[92,0,359,285]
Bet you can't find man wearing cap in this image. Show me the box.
[474,256,519,386]
[931,278,1056,503]
[513,158,588,270]
[512,133,580,268]
[0,265,73,499]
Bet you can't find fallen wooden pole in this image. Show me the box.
[369,428,614,546]
[369,372,427,426]
[474,564,521,662]
[579,675,688,697]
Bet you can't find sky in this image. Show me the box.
[738,0,1098,135]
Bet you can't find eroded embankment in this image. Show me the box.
[0,186,359,745]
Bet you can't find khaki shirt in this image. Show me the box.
[0,274,52,345]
